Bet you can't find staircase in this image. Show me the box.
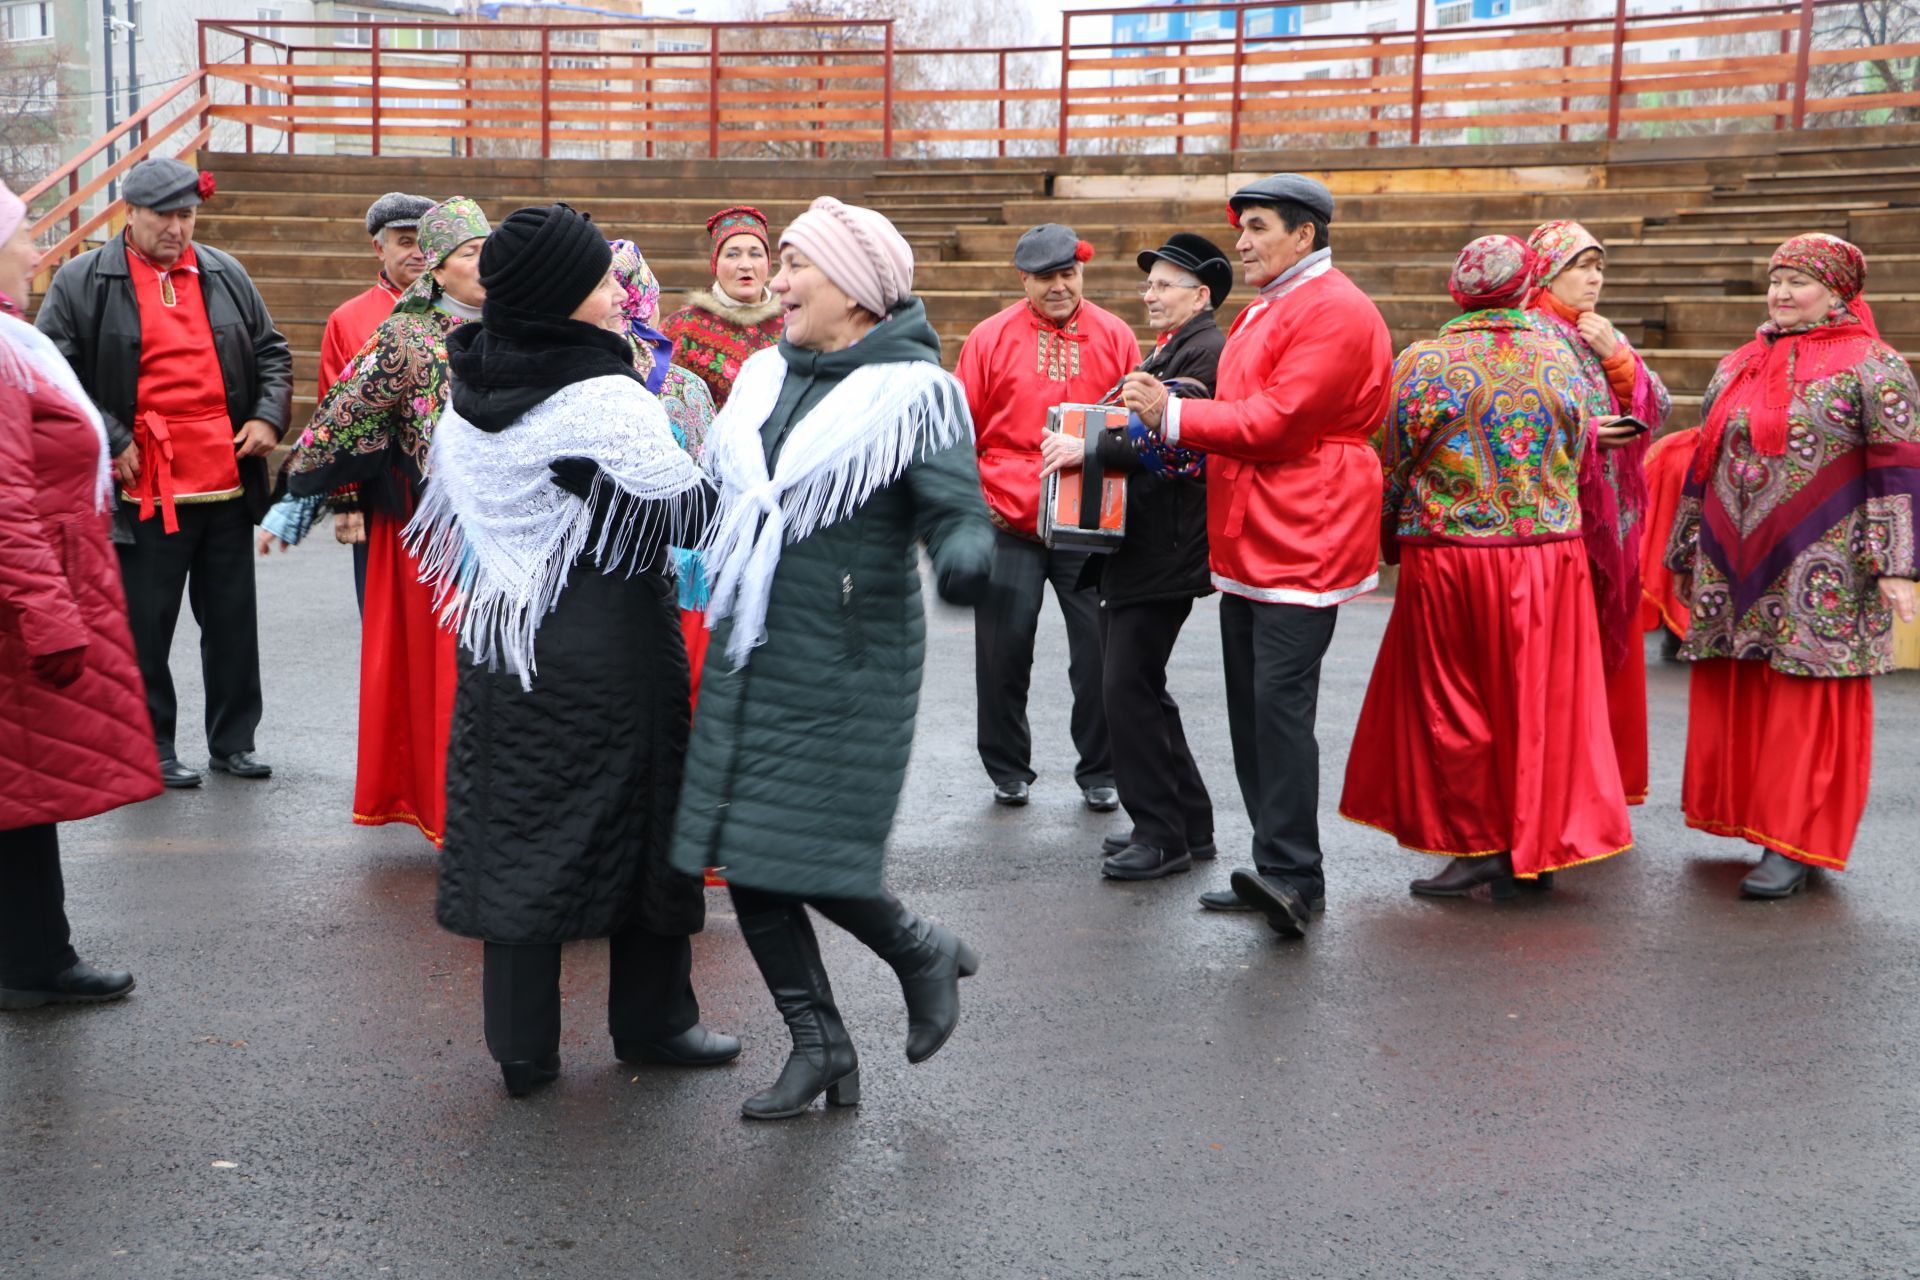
[187,125,1920,433]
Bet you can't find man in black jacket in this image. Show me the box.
[36,157,292,788]
[1042,233,1231,879]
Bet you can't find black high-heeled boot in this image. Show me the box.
[815,895,981,1064]
[1740,849,1811,899]
[1410,852,1517,900]
[734,901,860,1121]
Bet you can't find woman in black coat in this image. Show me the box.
[1043,233,1229,881]
[407,204,731,1098]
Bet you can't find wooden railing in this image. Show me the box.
[180,0,1914,161]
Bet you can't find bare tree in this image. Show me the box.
[0,40,66,197]
[1813,0,1920,124]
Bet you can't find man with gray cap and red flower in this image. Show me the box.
[36,155,292,789]
[1120,174,1392,940]
[956,222,1139,812]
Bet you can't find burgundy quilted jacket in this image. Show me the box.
[0,316,161,828]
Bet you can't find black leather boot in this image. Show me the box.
[1410,853,1516,900]
[814,895,980,1064]
[499,1054,560,1098]
[1740,849,1812,899]
[0,961,135,1011]
[735,903,860,1120]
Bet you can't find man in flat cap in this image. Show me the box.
[298,190,436,608]
[956,222,1140,811]
[37,156,292,789]
[1119,173,1392,939]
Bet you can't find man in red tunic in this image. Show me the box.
[309,191,434,609]
[1122,175,1393,939]
[36,157,292,789]
[957,223,1140,811]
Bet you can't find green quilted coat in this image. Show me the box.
[669,300,994,898]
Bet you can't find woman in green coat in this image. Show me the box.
[670,198,995,1120]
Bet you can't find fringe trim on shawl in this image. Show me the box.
[701,348,973,670]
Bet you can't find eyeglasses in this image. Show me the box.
[1138,280,1204,296]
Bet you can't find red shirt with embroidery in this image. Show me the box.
[319,274,404,400]
[956,299,1139,537]
[125,241,241,509]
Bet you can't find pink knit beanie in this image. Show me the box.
[0,180,26,247]
[779,196,914,319]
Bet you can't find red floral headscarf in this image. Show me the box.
[1448,235,1539,311]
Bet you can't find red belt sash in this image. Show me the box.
[126,410,241,533]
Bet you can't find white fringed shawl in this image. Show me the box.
[0,310,112,511]
[701,346,974,670]
[405,374,708,689]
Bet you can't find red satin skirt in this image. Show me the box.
[1605,633,1649,806]
[1340,541,1633,878]
[1639,427,1699,641]
[352,505,457,848]
[681,609,709,706]
[1683,658,1871,870]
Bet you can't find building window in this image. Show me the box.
[254,6,281,42]
[1367,19,1396,33]
[1302,4,1333,20]
[1303,68,1331,79]
[1435,4,1471,29]
[336,8,375,46]
[1,1,54,42]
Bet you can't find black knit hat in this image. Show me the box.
[478,203,611,318]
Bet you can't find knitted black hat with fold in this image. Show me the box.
[479,203,611,319]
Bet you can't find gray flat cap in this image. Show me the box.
[1229,173,1335,224]
[1014,222,1086,275]
[365,192,436,237]
[122,157,203,213]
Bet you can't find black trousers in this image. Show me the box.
[1218,594,1340,898]
[352,539,369,617]
[116,498,263,761]
[1100,598,1212,851]
[0,825,79,988]
[974,529,1112,789]
[481,921,699,1063]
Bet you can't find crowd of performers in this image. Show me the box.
[3,155,1916,1109]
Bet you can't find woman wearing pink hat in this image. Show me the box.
[0,179,163,1010]
[670,197,996,1120]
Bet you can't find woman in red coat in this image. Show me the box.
[0,179,163,1009]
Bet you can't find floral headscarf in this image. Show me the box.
[1770,232,1867,305]
[610,238,673,395]
[1447,235,1539,311]
[1526,219,1603,285]
[392,196,491,316]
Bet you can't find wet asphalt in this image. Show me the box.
[4,537,1919,1280]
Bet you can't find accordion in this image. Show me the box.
[1039,403,1129,553]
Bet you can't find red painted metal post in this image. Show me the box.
[1367,50,1380,148]
[196,23,211,139]
[1790,0,1815,130]
[882,22,894,159]
[707,32,720,158]
[1408,1,1428,145]
[1775,26,1791,130]
[997,50,1008,158]
[1228,9,1246,153]
[1175,45,1186,156]
[1560,25,1572,142]
[815,51,826,159]
[1057,20,1071,155]
[464,51,474,158]
[643,52,653,159]
[370,30,382,157]
[66,171,77,240]
[244,37,255,154]
[541,27,553,158]
[1604,0,1628,140]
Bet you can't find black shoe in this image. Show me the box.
[158,758,203,789]
[1410,853,1516,900]
[1101,843,1192,881]
[1229,869,1308,939]
[735,903,861,1119]
[209,751,272,779]
[813,895,979,1065]
[1083,785,1120,812]
[992,780,1030,807]
[1740,849,1812,899]
[499,1053,560,1098]
[0,961,136,1011]
[1199,883,1324,913]
[615,1024,743,1067]
[1108,832,1217,860]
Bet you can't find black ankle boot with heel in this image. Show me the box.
[815,894,979,1064]
[734,902,861,1120]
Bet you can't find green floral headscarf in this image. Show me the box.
[391,196,491,316]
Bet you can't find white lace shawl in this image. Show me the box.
[701,346,974,670]
[0,310,112,510]
[405,374,708,689]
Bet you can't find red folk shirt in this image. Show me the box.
[1164,259,1393,605]
[956,299,1140,537]
[125,242,242,517]
[319,274,403,400]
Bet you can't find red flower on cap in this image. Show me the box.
[196,171,216,201]
[1074,240,1094,264]
[1225,203,1241,230]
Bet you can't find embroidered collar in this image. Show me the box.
[126,239,199,309]
[378,271,404,300]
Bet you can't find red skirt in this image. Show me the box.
[1340,541,1633,878]
[681,608,709,707]
[1639,427,1699,640]
[352,505,458,848]
[1682,658,1871,870]
[1605,633,1649,806]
